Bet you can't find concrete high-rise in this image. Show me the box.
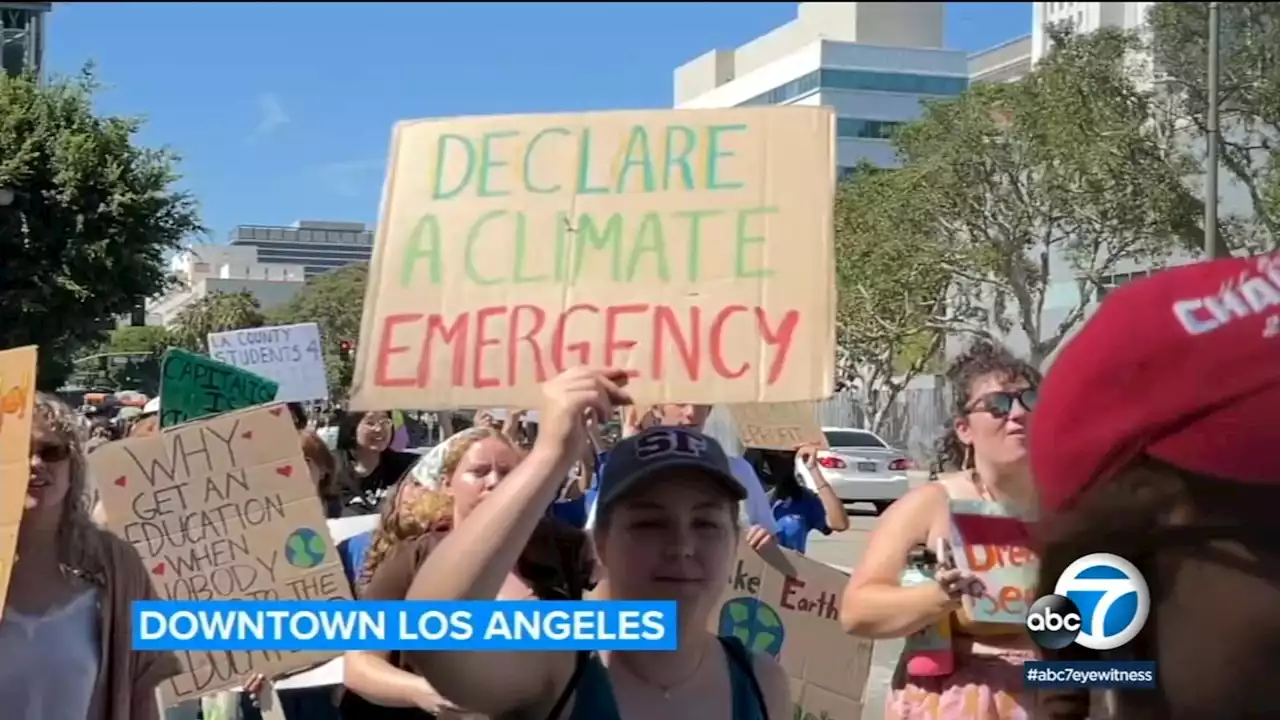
[673,3,969,177]
[229,220,374,279]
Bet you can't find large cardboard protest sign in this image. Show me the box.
[208,323,328,403]
[0,346,36,618]
[92,405,351,702]
[715,544,873,720]
[950,499,1038,625]
[233,514,381,692]
[730,402,827,451]
[349,106,837,410]
[159,348,280,428]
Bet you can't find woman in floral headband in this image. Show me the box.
[341,427,593,719]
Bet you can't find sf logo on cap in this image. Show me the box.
[635,429,707,460]
[1025,553,1150,651]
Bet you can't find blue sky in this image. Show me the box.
[45,2,1031,243]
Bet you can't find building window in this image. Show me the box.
[739,68,967,107]
[245,241,373,255]
[1098,270,1152,299]
[836,118,903,140]
[819,68,968,96]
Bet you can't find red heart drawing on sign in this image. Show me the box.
[276,465,293,477]
[152,562,166,576]
[268,407,283,417]
[114,476,127,487]
[241,431,253,440]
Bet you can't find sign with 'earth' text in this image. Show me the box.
[714,543,873,720]
[91,404,351,702]
[349,107,837,410]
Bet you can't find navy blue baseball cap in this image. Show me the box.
[595,427,745,515]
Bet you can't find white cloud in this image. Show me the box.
[247,92,289,143]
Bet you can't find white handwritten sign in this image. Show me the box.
[208,323,328,403]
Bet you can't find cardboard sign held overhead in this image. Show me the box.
[159,348,280,428]
[730,402,827,451]
[349,106,837,411]
[714,543,873,720]
[0,345,36,619]
[91,404,352,702]
[208,323,329,403]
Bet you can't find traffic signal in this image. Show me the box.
[339,340,354,361]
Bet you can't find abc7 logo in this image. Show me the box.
[1025,553,1150,651]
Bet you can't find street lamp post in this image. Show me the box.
[1205,1,1221,260]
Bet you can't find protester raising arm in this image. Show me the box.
[345,540,466,714]
[402,368,631,717]
[840,483,981,638]
[798,444,850,534]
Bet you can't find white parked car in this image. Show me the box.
[815,427,915,514]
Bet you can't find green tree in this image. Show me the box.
[106,325,174,355]
[833,164,990,432]
[102,325,173,395]
[170,290,266,354]
[268,264,367,398]
[0,67,203,389]
[877,27,1207,366]
[1149,2,1280,248]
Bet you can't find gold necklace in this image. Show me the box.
[621,644,711,700]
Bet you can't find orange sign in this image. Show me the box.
[0,346,37,619]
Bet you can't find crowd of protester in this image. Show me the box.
[5,254,1275,719]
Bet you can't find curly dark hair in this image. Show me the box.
[930,338,1041,478]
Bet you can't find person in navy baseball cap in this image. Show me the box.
[593,425,746,517]
[1030,255,1280,720]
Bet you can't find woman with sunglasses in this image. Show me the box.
[1031,257,1280,720]
[0,393,179,718]
[841,340,1041,719]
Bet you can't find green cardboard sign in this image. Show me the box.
[158,348,280,428]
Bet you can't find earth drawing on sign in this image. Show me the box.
[284,528,327,569]
[718,597,785,657]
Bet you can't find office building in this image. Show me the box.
[673,2,968,176]
[1032,2,1155,61]
[1,2,50,78]
[969,35,1032,85]
[229,220,374,279]
[143,245,306,327]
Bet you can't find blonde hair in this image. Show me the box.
[358,427,512,587]
[33,392,99,569]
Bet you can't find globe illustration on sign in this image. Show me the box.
[284,528,327,569]
[718,597,785,657]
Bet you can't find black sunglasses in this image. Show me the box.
[32,442,71,463]
[968,388,1038,418]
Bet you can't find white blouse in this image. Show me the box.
[0,589,101,720]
